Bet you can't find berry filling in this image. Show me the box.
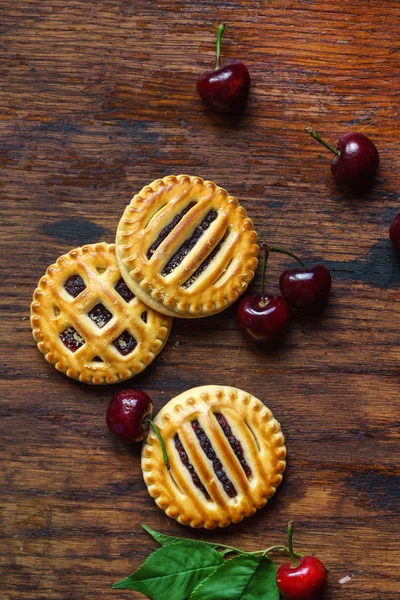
[161,210,218,276]
[215,413,252,477]
[88,303,113,328]
[147,202,197,259]
[141,311,147,323]
[64,275,86,298]
[182,230,228,288]
[60,327,85,352]
[174,434,210,499]
[113,330,137,356]
[115,278,135,303]
[191,420,237,498]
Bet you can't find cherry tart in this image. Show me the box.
[141,385,286,529]
[30,243,172,384]
[116,175,259,318]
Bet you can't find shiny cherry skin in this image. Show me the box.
[237,294,290,343]
[280,265,331,311]
[197,59,250,113]
[389,212,400,252]
[277,556,328,600]
[331,132,379,186]
[106,390,153,443]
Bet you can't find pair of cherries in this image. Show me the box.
[106,393,328,600]
[238,245,332,344]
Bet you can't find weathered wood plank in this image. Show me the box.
[1,1,399,599]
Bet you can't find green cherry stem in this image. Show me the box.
[217,543,288,557]
[215,23,226,69]
[144,418,170,470]
[252,545,289,557]
[306,126,340,157]
[287,521,303,567]
[267,246,305,267]
[262,243,304,269]
[260,245,270,307]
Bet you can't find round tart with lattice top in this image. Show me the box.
[141,385,286,529]
[116,175,259,318]
[30,243,172,384]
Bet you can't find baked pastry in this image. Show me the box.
[141,385,286,528]
[30,243,172,384]
[116,175,259,318]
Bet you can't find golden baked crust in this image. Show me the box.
[30,243,172,384]
[116,175,259,318]
[141,385,286,529]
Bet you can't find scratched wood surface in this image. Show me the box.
[1,1,400,598]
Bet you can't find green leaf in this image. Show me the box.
[141,524,181,546]
[142,523,220,549]
[112,540,224,600]
[189,554,279,600]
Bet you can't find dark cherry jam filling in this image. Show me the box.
[147,202,197,259]
[115,278,135,303]
[191,420,237,498]
[174,435,210,499]
[64,275,86,298]
[113,330,137,356]
[162,209,218,276]
[60,327,85,352]
[215,413,252,478]
[141,311,147,323]
[182,231,228,289]
[88,303,113,328]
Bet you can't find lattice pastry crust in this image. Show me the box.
[141,385,286,529]
[116,175,259,318]
[30,243,172,384]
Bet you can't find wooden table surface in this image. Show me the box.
[1,1,400,598]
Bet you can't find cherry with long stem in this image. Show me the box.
[277,521,328,600]
[237,244,293,344]
[306,124,379,186]
[197,23,251,114]
[106,390,170,470]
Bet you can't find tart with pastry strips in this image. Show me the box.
[142,385,286,528]
[30,243,172,384]
[116,175,259,318]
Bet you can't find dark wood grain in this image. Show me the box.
[1,1,400,598]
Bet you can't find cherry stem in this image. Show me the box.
[144,418,170,470]
[306,126,340,157]
[260,245,270,307]
[264,244,305,268]
[287,521,303,567]
[215,23,226,69]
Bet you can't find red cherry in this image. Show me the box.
[276,521,328,600]
[389,212,400,252]
[197,24,250,113]
[307,127,379,187]
[237,294,290,343]
[279,265,331,311]
[106,390,153,443]
[276,556,328,600]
